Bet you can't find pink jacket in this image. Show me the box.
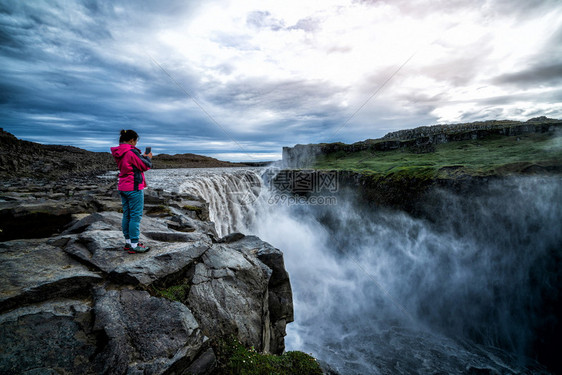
[110,143,152,191]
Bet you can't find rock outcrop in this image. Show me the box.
[0,178,293,374]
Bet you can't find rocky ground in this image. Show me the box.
[0,176,295,374]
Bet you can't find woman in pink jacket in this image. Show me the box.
[110,129,153,253]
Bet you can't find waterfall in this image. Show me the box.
[149,167,262,237]
[148,168,562,374]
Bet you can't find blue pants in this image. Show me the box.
[119,190,144,242]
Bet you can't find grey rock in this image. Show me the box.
[62,212,211,286]
[0,299,97,374]
[183,347,216,375]
[0,186,295,372]
[65,237,210,287]
[166,218,196,232]
[144,231,204,242]
[217,232,246,243]
[222,235,294,354]
[93,288,210,375]
[0,240,102,313]
[187,241,273,352]
[63,211,119,234]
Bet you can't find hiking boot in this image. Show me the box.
[124,243,132,251]
[128,243,150,254]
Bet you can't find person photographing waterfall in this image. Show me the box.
[110,129,153,254]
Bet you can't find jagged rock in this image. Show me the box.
[0,239,102,313]
[187,242,270,351]
[226,235,294,354]
[0,184,294,373]
[166,217,196,232]
[216,232,246,243]
[186,235,293,354]
[169,209,217,237]
[184,348,217,374]
[93,288,211,374]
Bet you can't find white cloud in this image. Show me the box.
[149,0,562,135]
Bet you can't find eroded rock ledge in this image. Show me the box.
[0,180,293,374]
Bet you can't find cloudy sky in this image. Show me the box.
[1,0,562,161]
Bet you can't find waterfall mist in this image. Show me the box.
[148,169,561,374]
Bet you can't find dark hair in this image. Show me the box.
[119,129,139,143]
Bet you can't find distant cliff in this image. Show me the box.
[282,117,562,168]
[0,128,115,180]
[277,117,562,216]
[0,129,269,181]
[152,153,270,169]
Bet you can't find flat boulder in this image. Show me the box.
[0,239,102,313]
[62,212,211,286]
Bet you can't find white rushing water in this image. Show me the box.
[148,168,561,374]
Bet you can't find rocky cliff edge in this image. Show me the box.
[0,179,294,374]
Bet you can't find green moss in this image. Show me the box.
[312,133,562,179]
[183,205,203,212]
[213,338,323,375]
[154,284,190,303]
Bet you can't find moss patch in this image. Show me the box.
[183,205,203,212]
[213,338,323,375]
[153,284,190,303]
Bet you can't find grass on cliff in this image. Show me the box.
[213,339,323,375]
[154,284,190,303]
[312,133,562,179]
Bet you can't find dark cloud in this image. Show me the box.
[417,55,488,86]
[475,88,562,106]
[0,0,214,152]
[492,63,562,87]
[1,0,561,159]
[205,76,345,113]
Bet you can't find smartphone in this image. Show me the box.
[145,147,151,154]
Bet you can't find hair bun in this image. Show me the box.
[120,129,127,135]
